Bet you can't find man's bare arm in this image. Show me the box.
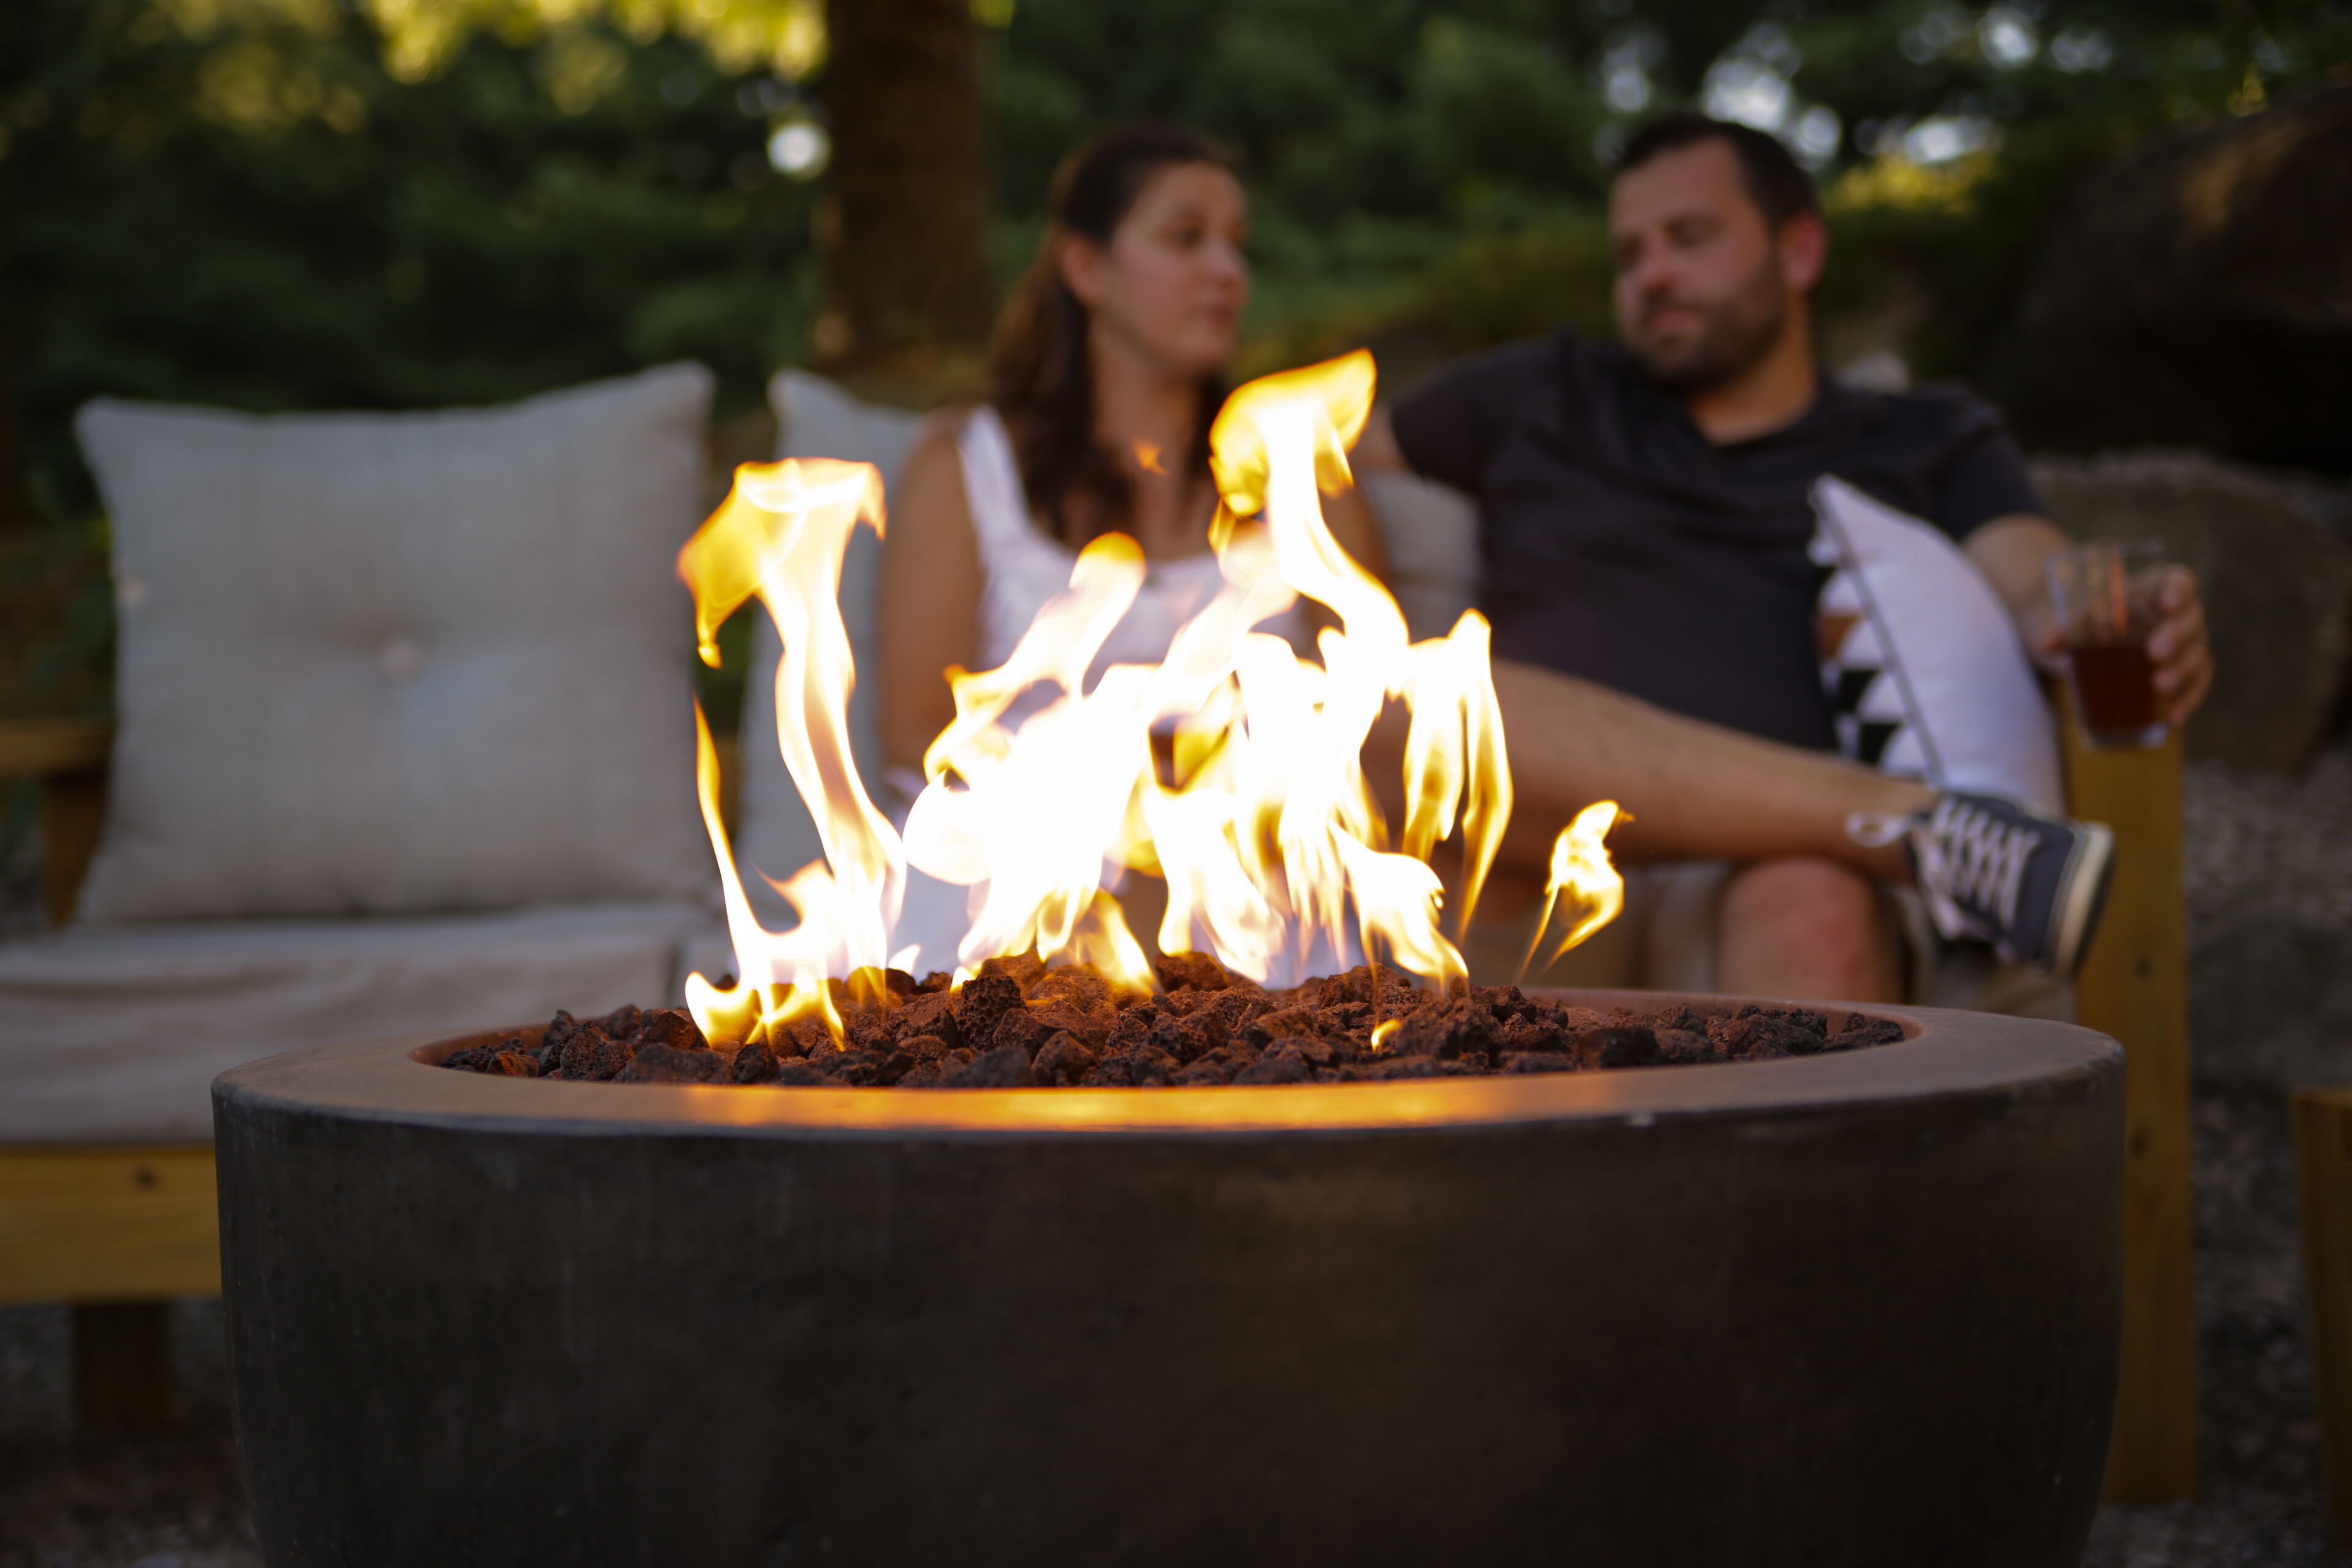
[1962,513,2070,656]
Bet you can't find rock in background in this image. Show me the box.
[2032,450,2352,774]
[1999,85,2352,477]
[2183,742,2352,1093]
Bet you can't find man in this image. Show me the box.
[1353,111,2212,1001]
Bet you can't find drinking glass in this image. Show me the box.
[2046,540,2169,749]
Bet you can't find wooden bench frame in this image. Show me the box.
[0,715,2198,1490]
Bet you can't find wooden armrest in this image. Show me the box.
[0,720,114,926]
[2056,689,2198,1502]
[0,718,112,780]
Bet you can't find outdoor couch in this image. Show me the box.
[0,366,733,1412]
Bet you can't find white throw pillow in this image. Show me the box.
[1810,474,2063,814]
[74,364,718,921]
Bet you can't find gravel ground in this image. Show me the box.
[1,747,2346,1564]
[0,1302,258,1567]
[2082,1085,2343,1567]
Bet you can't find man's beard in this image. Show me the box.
[1624,257,1789,395]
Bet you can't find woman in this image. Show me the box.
[878,122,1385,790]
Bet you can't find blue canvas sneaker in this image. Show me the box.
[1855,792,2116,978]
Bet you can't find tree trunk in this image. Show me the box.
[0,331,39,536]
[817,0,995,371]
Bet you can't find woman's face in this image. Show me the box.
[1063,162,1249,381]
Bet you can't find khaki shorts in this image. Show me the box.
[1461,861,2074,1019]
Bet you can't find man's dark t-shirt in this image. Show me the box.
[1390,331,2045,752]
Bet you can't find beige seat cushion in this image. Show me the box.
[74,364,718,922]
[0,903,730,1144]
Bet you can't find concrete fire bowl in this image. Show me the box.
[214,992,2120,1567]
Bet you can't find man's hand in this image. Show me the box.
[1966,515,2214,728]
[2029,564,2212,728]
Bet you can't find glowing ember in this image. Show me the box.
[675,352,1623,1049]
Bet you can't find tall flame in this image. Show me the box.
[677,353,1624,1046]
[677,458,902,1044]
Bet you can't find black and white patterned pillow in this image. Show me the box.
[1810,475,2063,814]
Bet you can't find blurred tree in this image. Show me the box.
[0,0,824,527]
[994,0,2352,391]
[816,0,994,371]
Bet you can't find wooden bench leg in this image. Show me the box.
[74,1300,178,1430]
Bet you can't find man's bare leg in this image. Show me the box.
[1715,856,1904,1003]
[1488,658,1932,881]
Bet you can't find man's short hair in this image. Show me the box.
[1613,111,1820,230]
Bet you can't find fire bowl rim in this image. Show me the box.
[211,990,2119,1141]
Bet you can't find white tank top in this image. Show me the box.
[886,409,1308,974]
[957,405,1301,671]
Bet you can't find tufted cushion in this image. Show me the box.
[73,364,718,921]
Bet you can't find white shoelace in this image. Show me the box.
[1849,799,2037,948]
[1924,797,2038,941]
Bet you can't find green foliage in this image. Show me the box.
[4,0,2349,723]
[0,0,820,532]
[997,0,2352,379]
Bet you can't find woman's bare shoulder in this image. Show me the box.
[904,404,981,464]
[891,407,981,538]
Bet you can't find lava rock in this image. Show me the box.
[990,1009,1058,1059]
[1389,997,1499,1061]
[615,1045,725,1085]
[1028,968,1118,1016]
[954,975,1023,1046]
[1031,1032,1098,1087]
[731,1041,782,1084]
[978,953,1048,993]
[1155,951,1252,993]
[1234,1043,1314,1085]
[947,1045,1035,1089]
[891,992,962,1054]
[1593,1026,1665,1069]
[1090,1045,1179,1087]
[1147,1009,1227,1065]
[1825,1016,1906,1053]
[1173,1051,1239,1086]
[559,1025,631,1082]
[634,1010,706,1052]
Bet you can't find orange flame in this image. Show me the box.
[676,352,1623,1044]
[676,458,902,1045]
[1518,802,1627,982]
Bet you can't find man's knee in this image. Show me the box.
[1719,856,1898,986]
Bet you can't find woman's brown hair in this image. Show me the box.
[987,123,1235,548]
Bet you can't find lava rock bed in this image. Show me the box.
[442,952,1905,1089]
